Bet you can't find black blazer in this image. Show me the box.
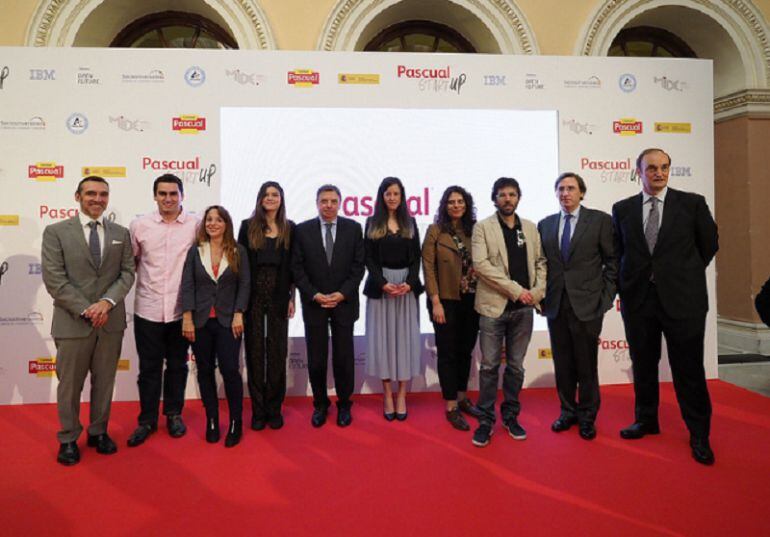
[181,243,251,329]
[538,207,617,321]
[291,216,365,325]
[363,216,424,298]
[612,188,718,319]
[237,219,295,313]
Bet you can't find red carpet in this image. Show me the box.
[1,380,768,536]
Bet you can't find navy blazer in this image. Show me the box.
[181,243,250,329]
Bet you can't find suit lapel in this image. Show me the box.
[329,218,341,266]
[630,193,646,251]
[568,208,590,259]
[69,217,97,270]
[655,189,677,254]
[490,216,509,274]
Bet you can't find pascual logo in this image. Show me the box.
[483,75,506,86]
[613,118,642,136]
[76,67,101,85]
[142,156,217,187]
[122,69,165,84]
[338,73,380,85]
[397,65,451,79]
[580,157,639,184]
[654,76,687,92]
[563,75,601,89]
[0,65,9,89]
[28,162,64,181]
[537,348,553,359]
[524,73,545,90]
[66,113,88,135]
[39,205,79,220]
[184,66,206,87]
[654,122,691,134]
[398,65,465,94]
[172,115,206,134]
[109,115,149,132]
[0,312,43,326]
[0,215,20,226]
[618,73,637,92]
[225,69,265,86]
[562,118,595,135]
[30,68,55,81]
[29,357,57,376]
[598,338,630,362]
[0,116,46,130]
[341,188,431,217]
[82,166,126,178]
[287,70,319,86]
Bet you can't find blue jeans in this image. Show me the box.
[477,307,534,425]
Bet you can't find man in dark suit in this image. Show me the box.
[612,148,719,465]
[291,185,365,428]
[538,172,617,440]
[42,176,135,465]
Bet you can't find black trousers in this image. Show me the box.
[244,267,289,420]
[622,284,711,438]
[192,319,243,420]
[304,311,354,411]
[547,292,603,424]
[429,294,479,400]
[133,315,189,426]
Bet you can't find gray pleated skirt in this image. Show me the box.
[365,267,421,381]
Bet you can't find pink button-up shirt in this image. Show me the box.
[130,209,199,323]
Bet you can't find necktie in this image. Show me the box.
[324,222,334,264]
[560,214,572,262]
[88,221,101,267]
[645,197,659,253]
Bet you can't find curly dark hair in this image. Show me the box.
[434,185,476,236]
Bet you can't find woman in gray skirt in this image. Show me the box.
[364,177,424,421]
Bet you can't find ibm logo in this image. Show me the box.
[30,69,55,81]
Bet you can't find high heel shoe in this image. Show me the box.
[395,412,408,421]
[206,417,220,443]
[383,411,396,421]
[224,419,242,448]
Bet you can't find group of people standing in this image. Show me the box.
[42,146,719,467]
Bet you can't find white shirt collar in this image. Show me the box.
[643,187,668,204]
[560,205,581,218]
[78,211,104,227]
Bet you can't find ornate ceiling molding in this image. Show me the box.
[714,88,770,120]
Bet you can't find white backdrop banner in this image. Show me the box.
[0,47,716,405]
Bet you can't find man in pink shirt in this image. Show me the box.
[127,174,199,446]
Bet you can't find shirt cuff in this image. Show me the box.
[100,297,116,306]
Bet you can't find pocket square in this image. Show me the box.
[111,240,123,245]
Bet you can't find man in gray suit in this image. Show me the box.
[42,176,135,465]
[538,173,617,439]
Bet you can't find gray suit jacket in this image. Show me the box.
[537,206,617,322]
[42,216,135,338]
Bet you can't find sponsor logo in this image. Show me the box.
[524,73,545,90]
[172,115,206,134]
[580,157,639,184]
[563,75,601,89]
[29,69,55,81]
[29,357,56,376]
[483,75,506,86]
[598,338,629,350]
[29,263,42,275]
[338,73,380,85]
[184,66,206,87]
[654,76,687,92]
[654,122,691,134]
[141,156,216,187]
[671,166,692,177]
[0,215,20,226]
[225,69,265,86]
[613,118,642,136]
[537,348,553,359]
[0,260,7,285]
[122,69,165,84]
[287,70,319,86]
[397,65,450,79]
[39,205,79,220]
[0,65,8,89]
[0,312,43,326]
[397,65,464,93]
[66,113,88,135]
[28,162,64,181]
[109,115,149,132]
[618,73,637,93]
[341,188,431,217]
[117,359,130,371]
[81,166,126,178]
[0,116,46,130]
[76,67,101,86]
[562,118,595,135]
[288,353,306,370]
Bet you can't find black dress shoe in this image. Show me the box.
[690,436,715,465]
[268,414,284,430]
[311,408,327,428]
[619,422,661,439]
[206,418,220,443]
[337,407,352,427]
[127,423,157,447]
[224,419,242,448]
[167,415,187,438]
[57,442,80,466]
[457,398,483,418]
[551,416,577,432]
[87,433,117,454]
[579,422,597,440]
[446,408,470,431]
[251,416,266,431]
